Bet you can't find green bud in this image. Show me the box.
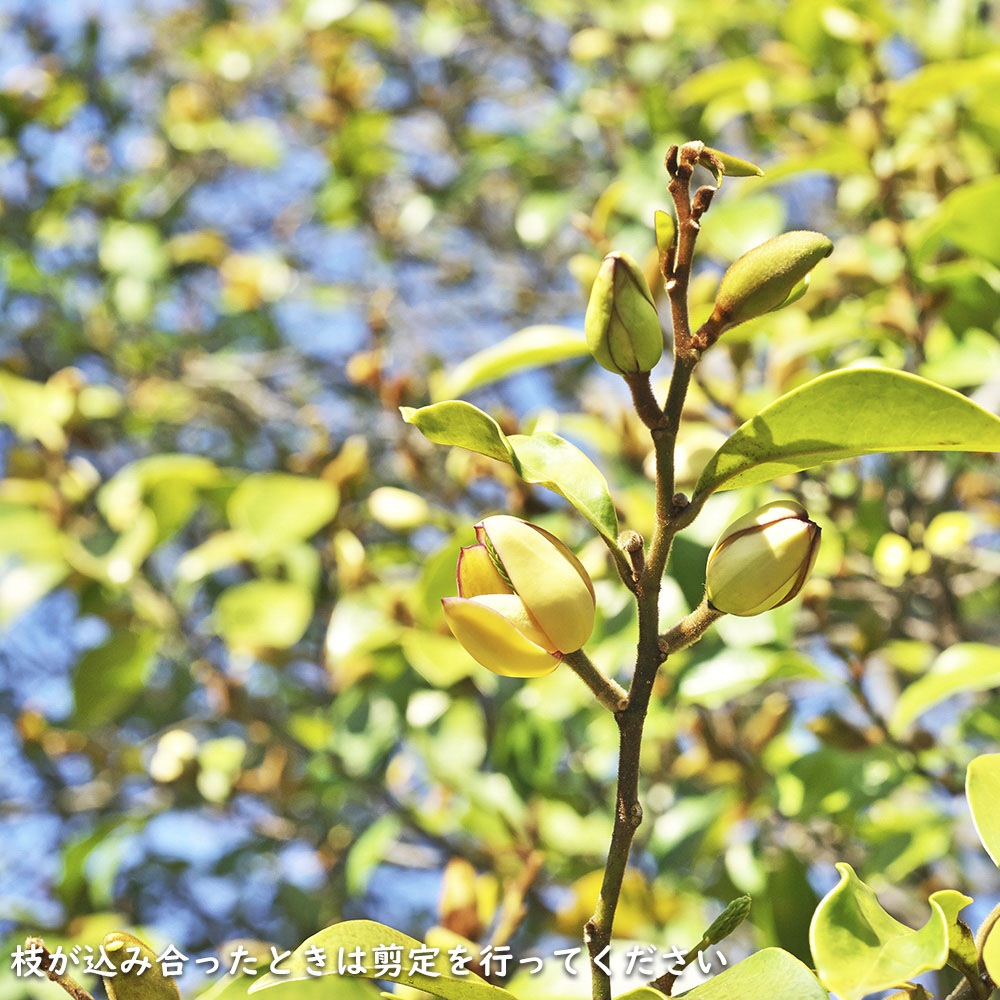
[585,251,664,375]
[703,894,752,945]
[709,231,833,335]
[706,500,821,617]
[104,932,181,1000]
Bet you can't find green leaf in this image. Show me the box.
[73,629,163,729]
[401,401,515,464]
[889,644,1000,736]
[679,948,827,1000]
[914,175,1000,268]
[809,863,962,1000]
[248,920,518,1000]
[615,990,667,1000]
[967,753,1000,866]
[432,325,590,400]
[695,369,1000,497]
[507,432,618,541]
[983,922,1000,985]
[215,580,313,651]
[402,401,618,541]
[228,473,339,551]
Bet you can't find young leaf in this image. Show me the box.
[615,990,667,1000]
[402,402,619,542]
[247,920,518,1000]
[678,948,827,1000]
[809,863,963,1000]
[431,325,590,401]
[967,753,1000,866]
[694,369,1000,498]
[889,644,1000,736]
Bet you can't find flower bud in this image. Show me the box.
[585,251,664,375]
[442,515,596,677]
[706,500,821,617]
[708,231,833,335]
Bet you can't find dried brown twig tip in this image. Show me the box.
[691,184,716,221]
[24,938,96,1000]
[665,144,679,177]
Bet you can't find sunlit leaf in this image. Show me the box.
[248,920,518,1000]
[432,325,590,400]
[890,644,1000,736]
[680,948,826,1000]
[809,863,961,1000]
[695,370,1000,497]
[402,401,618,541]
[215,580,313,651]
[967,753,1000,866]
[228,473,339,551]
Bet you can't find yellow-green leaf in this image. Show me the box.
[680,948,826,1000]
[432,325,590,400]
[248,920,517,1000]
[809,863,962,1000]
[228,473,339,551]
[215,580,313,651]
[402,401,618,542]
[967,753,1000,866]
[695,369,1000,498]
[890,644,1000,736]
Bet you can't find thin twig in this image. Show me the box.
[25,939,96,1000]
[563,650,629,713]
[658,598,725,661]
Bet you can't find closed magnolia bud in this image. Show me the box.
[442,515,596,677]
[708,231,833,335]
[104,933,180,1000]
[706,500,821,617]
[585,251,664,375]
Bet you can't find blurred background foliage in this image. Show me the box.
[1,0,1000,997]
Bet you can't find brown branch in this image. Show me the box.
[584,143,708,1000]
[563,649,629,713]
[24,939,96,1000]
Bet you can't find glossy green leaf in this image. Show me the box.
[967,753,1000,866]
[615,989,667,1000]
[809,863,963,1000]
[679,948,827,1000]
[432,325,590,400]
[695,369,1000,497]
[890,644,1000,736]
[248,920,518,1000]
[401,400,515,463]
[228,473,339,550]
[104,932,180,1000]
[73,629,163,729]
[402,401,618,541]
[215,580,313,651]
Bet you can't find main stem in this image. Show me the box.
[585,144,707,1000]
